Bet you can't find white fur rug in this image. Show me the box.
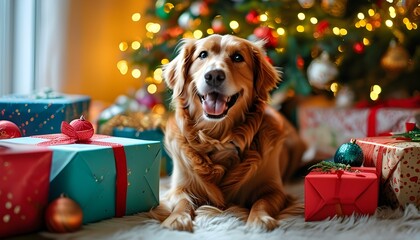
[40,178,420,240]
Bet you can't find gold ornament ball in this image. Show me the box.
[380,41,410,73]
[45,195,83,233]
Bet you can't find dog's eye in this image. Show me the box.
[231,53,244,62]
[199,51,208,59]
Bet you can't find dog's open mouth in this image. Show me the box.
[199,92,240,119]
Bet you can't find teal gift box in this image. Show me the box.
[1,135,161,224]
[0,93,90,136]
[113,127,173,176]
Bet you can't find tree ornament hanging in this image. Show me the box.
[178,11,195,29]
[246,9,260,24]
[353,42,365,54]
[0,120,21,139]
[314,20,330,38]
[321,0,348,17]
[296,55,305,70]
[253,26,278,48]
[380,40,410,74]
[335,85,355,108]
[333,139,364,167]
[45,194,83,233]
[307,51,339,89]
[401,0,420,22]
[190,1,210,17]
[212,15,226,33]
[155,0,173,19]
[298,0,315,8]
[412,4,420,22]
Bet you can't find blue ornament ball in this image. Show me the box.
[334,139,364,166]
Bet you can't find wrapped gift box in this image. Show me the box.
[0,143,52,238]
[0,93,90,136]
[113,127,173,176]
[298,106,419,158]
[305,167,378,221]
[356,137,420,209]
[1,135,161,224]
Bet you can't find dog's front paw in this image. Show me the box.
[246,214,279,231]
[161,212,194,232]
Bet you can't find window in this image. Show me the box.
[0,0,67,96]
[0,0,13,95]
[0,0,36,95]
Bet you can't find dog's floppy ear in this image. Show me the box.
[163,38,196,98]
[251,40,281,102]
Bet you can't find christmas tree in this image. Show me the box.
[117,0,420,111]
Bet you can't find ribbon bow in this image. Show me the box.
[38,116,94,146]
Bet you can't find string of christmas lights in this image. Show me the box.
[116,0,419,110]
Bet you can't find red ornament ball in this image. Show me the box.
[296,55,305,70]
[246,9,260,24]
[69,116,94,140]
[253,26,278,48]
[211,16,226,34]
[70,116,93,131]
[45,195,83,233]
[314,20,330,37]
[0,120,22,139]
[353,42,365,54]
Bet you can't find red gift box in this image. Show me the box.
[0,142,52,238]
[305,167,378,221]
[356,137,420,209]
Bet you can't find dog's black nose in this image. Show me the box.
[204,70,225,87]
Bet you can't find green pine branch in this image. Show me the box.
[308,160,352,172]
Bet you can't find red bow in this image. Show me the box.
[38,120,94,146]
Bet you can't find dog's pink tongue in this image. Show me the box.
[203,93,227,116]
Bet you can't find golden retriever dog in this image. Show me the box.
[150,34,306,232]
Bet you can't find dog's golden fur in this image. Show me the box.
[149,34,306,231]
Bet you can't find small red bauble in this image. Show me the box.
[0,120,22,139]
[253,26,278,48]
[246,10,260,24]
[70,115,93,132]
[353,42,365,54]
[45,194,83,233]
[315,20,330,37]
[296,55,305,70]
[69,116,94,140]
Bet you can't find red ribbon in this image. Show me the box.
[36,122,128,218]
[334,170,344,216]
[330,169,371,216]
[358,137,403,187]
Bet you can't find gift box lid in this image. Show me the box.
[2,135,158,179]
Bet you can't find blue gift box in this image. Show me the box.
[1,135,161,224]
[0,93,90,136]
[113,127,173,175]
